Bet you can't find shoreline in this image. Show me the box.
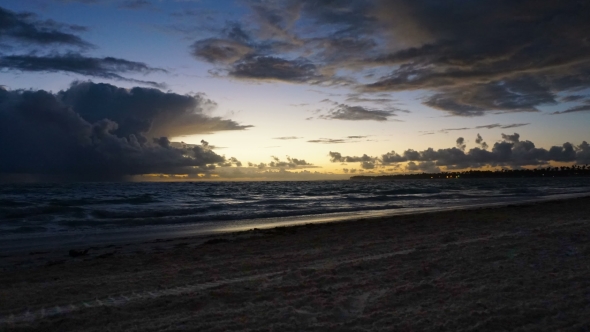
[2,192,589,255]
[2,195,590,330]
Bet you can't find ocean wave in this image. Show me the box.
[2,178,590,235]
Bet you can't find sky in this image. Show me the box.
[1,0,589,181]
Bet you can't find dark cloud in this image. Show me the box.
[186,0,590,116]
[406,161,440,173]
[0,6,92,48]
[332,133,589,171]
[420,78,556,116]
[439,123,530,133]
[273,136,301,140]
[475,123,530,130]
[456,137,466,151]
[440,127,470,132]
[329,152,375,163]
[0,53,167,88]
[317,104,397,121]
[308,139,347,144]
[560,95,587,102]
[552,104,590,115]
[501,133,520,143]
[191,38,255,64]
[345,94,397,105]
[249,156,316,169]
[58,81,252,138]
[361,0,590,116]
[230,56,320,83]
[475,133,489,150]
[0,85,247,180]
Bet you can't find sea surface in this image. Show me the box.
[2,178,590,251]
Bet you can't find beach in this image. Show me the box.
[2,196,590,331]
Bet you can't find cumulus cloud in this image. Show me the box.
[330,133,590,171]
[475,133,489,150]
[456,137,466,151]
[0,83,252,180]
[58,81,252,138]
[245,156,316,170]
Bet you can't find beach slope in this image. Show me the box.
[1,197,590,331]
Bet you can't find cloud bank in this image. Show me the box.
[330,133,590,171]
[188,0,590,116]
[0,82,252,180]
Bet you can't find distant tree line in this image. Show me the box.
[350,165,590,180]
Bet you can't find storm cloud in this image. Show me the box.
[0,82,251,180]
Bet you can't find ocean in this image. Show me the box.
[2,178,590,251]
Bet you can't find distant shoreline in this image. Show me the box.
[350,166,590,180]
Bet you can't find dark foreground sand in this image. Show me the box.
[1,197,590,331]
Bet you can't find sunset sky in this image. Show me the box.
[1,0,589,180]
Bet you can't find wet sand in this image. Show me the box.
[1,196,590,331]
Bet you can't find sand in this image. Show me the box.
[1,196,590,331]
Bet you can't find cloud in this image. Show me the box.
[229,56,321,83]
[501,133,520,143]
[560,95,587,102]
[273,136,301,140]
[475,133,489,150]
[475,123,530,130]
[58,81,252,138]
[329,152,375,163]
[439,123,530,133]
[0,82,252,180]
[1,53,167,88]
[317,104,397,121]
[308,139,347,144]
[331,133,589,171]
[456,137,466,151]
[246,156,317,170]
[406,161,440,173]
[184,1,590,116]
[1,6,170,87]
[307,135,368,144]
[0,6,92,48]
[552,104,590,115]
[360,0,590,116]
[191,38,255,64]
